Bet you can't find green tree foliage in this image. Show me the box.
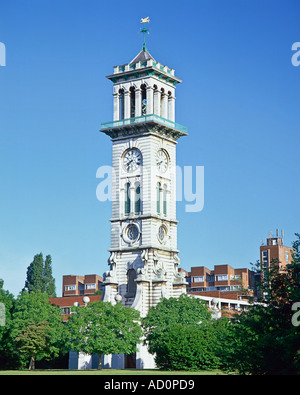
[142,294,228,370]
[151,319,231,371]
[24,253,43,293]
[10,291,64,369]
[43,255,56,297]
[64,301,143,366]
[24,253,56,297]
[0,280,16,369]
[224,234,300,374]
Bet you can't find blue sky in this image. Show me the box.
[0,0,299,296]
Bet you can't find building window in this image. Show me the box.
[206,274,215,282]
[160,88,165,116]
[86,283,96,290]
[217,275,228,281]
[141,84,147,115]
[61,307,70,315]
[157,182,161,214]
[189,287,204,292]
[286,251,289,262]
[119,89,124,120]
[219,286,230,291]
[125,182,131,215]
[127,269,137,297]
[135,183,141,213]
[231,285,241,291]
[163,184,167,215]
[193,276,204,282]
[130,86,135,118]
[262,250,268,268]
[65,285,76,291]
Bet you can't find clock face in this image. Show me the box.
[158,225,167,243]
[158,226,166,242]
[123,149,142,172]
[156,149,169,173]
[126,224,139,242]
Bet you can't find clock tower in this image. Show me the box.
[100,33,188,368]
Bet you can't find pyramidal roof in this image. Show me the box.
[130,48,156,64]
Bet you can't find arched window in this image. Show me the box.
[167,91,172,120]
[127,269,137,297]
[157,182,161,214]
[135,182,141,213]
[129,86,135,118]
[141,84,147,115]
[160,88,165,117]
[119,89,124,120]
[125,182,130,215]
[163,184,167,215]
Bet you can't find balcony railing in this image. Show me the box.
[100,114,188,134]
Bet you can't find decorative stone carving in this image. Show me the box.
[153,251,166,282]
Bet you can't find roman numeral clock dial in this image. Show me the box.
[156,149,169,173]
[123,149,142,172]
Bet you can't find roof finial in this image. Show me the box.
[140,17,150,51]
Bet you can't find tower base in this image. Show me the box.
[102,343,156,370]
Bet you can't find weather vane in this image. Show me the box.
[140,17,150,51]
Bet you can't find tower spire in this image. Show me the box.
[140,17,150,51]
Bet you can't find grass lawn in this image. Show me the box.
[0,368,227,375]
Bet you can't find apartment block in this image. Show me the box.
[62,274,103,297]
[187,264,254,296]
[260,230,294,271]
[49,294,102,322]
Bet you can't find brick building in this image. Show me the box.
[49,294,102,322]
[62,274,103,297]
[260,229,294,271]
[49,274,103,322]
[187,264,254,297]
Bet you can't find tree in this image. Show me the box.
[142,294,215,369]
[149,318,230,371]
[10,291,64,369]
[24,253,56,297]
[43,255,56,297]
[14,321,50,370]
[224,234,300,374]
[0,280,16,369]
[24,253,44,293]
[64,301,142,368]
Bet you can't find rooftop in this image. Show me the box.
[130,48,155,64]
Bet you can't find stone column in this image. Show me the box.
[146,86,153,115]
[113,92,119,121]
[135,88,142,117]
[124,90,130,119]
[161,92,168,119]
[153,89,161,116]
[168,95,175,122]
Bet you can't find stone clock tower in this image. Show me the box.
[100,37,188,368]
